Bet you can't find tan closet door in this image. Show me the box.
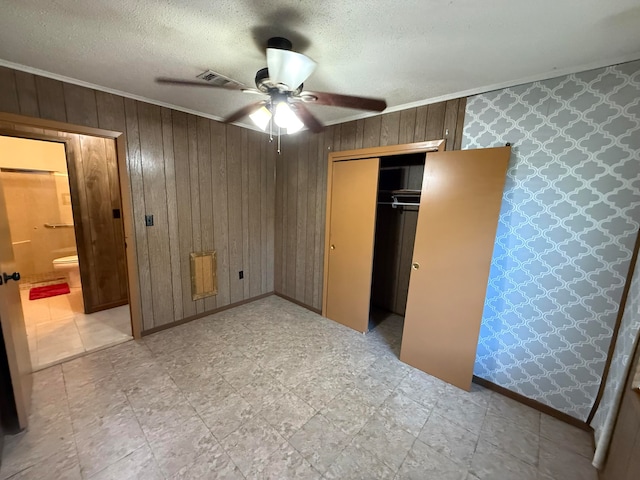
[400,146,510,391]
[0,179,32,429]
[325,158,380,333]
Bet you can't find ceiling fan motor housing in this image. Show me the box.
[267,37,293,51]
[255,66,303,95]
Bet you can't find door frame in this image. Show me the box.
[322,139,445,316]
[0,112,142,339]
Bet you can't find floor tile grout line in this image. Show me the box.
[105,345,169,480]
[59,364,84,479]
[151,343,249,478]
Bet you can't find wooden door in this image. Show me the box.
[324,158,380,333]
[400,146,511,390]
[0,179,32,429]
[64,134,129,313]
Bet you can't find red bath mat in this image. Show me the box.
[29,282,70,300]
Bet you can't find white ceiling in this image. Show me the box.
[1,0,640,130]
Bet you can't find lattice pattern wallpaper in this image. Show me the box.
[591,251,640,441]
[462,60,640,420]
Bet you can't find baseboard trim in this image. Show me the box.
[473,375,593,432]
[141,292,274,336]
[274,292,322,315]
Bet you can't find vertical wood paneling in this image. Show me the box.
[380,112,401,146]
[123,98,154,329]
[414,105,429,141]
[1,66,276,333]
[187,115,204,314]
[285,139,298,297]
[240,129,250,299]
[161,108,183,320]
[96,92,126,132]
[275,99,466,311]
[171,111,196,319]
[137,102,174,326]
[295,135,309,301]
[210,121,230,307]
[63,84,98,128]
[355,120,365,149]
[103,138,129,302]
[197,116,215,311]
[363,116,382,148]
[248,131,262,298]
[454,98,467,150]
[304,134,318,307]
[340,121,357,150]
[14,72,39,118]
[274,139,284,293]
[0,67,19,114]
[266,140,276,293]
[443,99,460,151]
[425,101,446,140]
[34,77,67,122]
[399,109,417,144]
[260,136,268,294]
[226,126,244,304]
[332,125,342,152]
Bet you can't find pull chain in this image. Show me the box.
[277,125,281,154]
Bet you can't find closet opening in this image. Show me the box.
[369,152,426,356]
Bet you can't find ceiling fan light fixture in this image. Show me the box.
[274,101,304,134]
[286,115,304,135]
[266,48,317,90]
[249,105,272,131]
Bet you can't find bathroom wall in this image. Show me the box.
[462,60,640,420]
[0,136,76,279]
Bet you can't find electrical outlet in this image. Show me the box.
[145,214,154,227]
[239,270,244,280]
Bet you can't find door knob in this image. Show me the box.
[1,272,20,284]
[411,262,420,270]
[330,245,336,250]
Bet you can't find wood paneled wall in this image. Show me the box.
[275,99,467,311]
[0,66,275,332]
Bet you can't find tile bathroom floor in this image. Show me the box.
[1,296,597,479]
[21,286,132,370]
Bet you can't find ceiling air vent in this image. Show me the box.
[196,69,244,89]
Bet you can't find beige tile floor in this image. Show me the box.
[1,296,598,479]
[22,286,132,370]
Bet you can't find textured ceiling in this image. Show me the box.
[1,0,640,130]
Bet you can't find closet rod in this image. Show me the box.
[378,201,419,208]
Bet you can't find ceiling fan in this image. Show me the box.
[156,37,387,134]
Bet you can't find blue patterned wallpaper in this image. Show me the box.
[462,60,640,420]
[591,248,640,448]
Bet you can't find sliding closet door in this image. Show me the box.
[324,158,380,333]
[400,146,510,390]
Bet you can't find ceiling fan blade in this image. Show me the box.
[300,91,387,112]
[266,48,317,90]
[155,77,247,91]
[290,103,324,133]
[224,101,267,124]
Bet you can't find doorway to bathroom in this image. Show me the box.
[0,134,132,370]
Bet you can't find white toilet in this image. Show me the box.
[52,255,81,288]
